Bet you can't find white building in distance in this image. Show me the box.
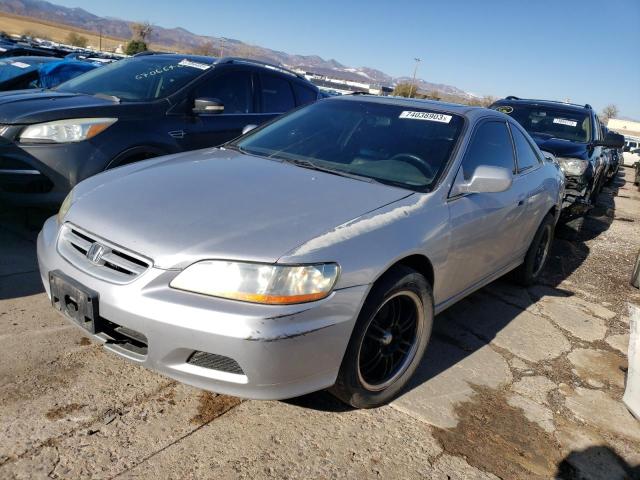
[607,118,640,139]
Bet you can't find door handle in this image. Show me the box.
[168,130,186,139]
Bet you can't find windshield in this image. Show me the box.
[233,100,465,191]
[0,56,55,82]
[56,56,213,101]
[495,104,591,143]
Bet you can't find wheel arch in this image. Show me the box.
[375,254,435,290]
[105,145,171,170]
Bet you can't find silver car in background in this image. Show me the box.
[37,96,564,407]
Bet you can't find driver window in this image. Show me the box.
[461,121,515,180]
[193,71,253,114]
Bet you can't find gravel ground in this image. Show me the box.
[1,167,639,479]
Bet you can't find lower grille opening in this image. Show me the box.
[187,351,244,375]
[99,318,148,356]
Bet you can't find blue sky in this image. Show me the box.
[53,0,640,118]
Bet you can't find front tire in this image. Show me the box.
[512,213,555,286]
[330,265,433,408]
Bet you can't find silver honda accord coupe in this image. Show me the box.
[37,96,564,407]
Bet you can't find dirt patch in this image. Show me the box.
[45,402,84,420]
[77,337,91,346]
[190,392,241,425]
[1,360,84,406]
[159,386,177,406]
[433,385,562,479]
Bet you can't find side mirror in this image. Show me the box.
[451,165,513,196]
[242,124,258,135]
[193,98,224,114]
[541,150,556,163]
[594,132,625,149]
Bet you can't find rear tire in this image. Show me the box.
[330,265,433,408]
[512,213,555,286]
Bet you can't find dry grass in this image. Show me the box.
[0,12,181,53]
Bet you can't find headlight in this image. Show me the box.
[170,261,340,305]
[557,157,588,176]
[19,118,117,143]
[57,189,74,223]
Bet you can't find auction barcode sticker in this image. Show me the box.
[552,118,578,127]
[178,59,211,70]
[399,111,452,123]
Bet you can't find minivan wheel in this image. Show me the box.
[512,213,555,286]
[330,265,433,408]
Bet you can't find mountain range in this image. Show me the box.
[0,0,476,98]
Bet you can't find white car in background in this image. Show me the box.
[623,148,640,167]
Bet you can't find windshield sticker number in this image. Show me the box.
[10,61,30,69]
[178,59,211,70]
[553,118,578,127]
[399,111,452,123]
[135,63,186,80]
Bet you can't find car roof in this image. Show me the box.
[136,53,217,64]
[324,94,496,120]
[492,97,592,114]
[1,56,59,64]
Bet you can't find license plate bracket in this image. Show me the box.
[50,270,99,333]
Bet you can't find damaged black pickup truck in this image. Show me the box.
[490,97,624,216]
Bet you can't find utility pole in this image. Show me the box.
[408,57,421,98]
[99,25,102,52]
[220,38,225,57]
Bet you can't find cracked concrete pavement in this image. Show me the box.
[1,167,639,479]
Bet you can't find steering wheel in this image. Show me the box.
[389,153,434,179]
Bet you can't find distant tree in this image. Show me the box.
[21,29,50,41]
[422,91,441,101]
[480,95,497,107]
[124,40,148,55]
[393,82,415,97]
[193,41,216,57]
[600,104,619,122]
[66,32,88,48]
[131,22,153,42]
[464,95,496,107]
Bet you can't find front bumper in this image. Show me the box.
[560,171,594,213]
[37,216,368,399]
[0,136,110,207]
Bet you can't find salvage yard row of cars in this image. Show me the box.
[0,50,628,407]
[0,34,119,92]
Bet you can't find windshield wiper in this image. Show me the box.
[223,144,247,154]
[93,93,120,103]
[283,158,373,183]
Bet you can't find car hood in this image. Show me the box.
[529,134,590,160]
[66,148,413,269]
[0,90,120,123]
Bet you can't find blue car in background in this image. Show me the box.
[0,56,101,91]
